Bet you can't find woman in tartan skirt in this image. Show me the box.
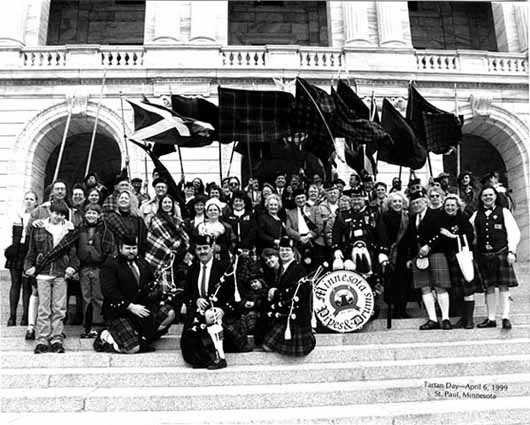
[470,186,521,330]
[439,195,482,329]
[262,237,315,357]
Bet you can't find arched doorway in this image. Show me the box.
[44,131,121,195]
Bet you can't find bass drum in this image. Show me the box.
[313,270,374,333]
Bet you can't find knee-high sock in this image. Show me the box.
[437,291,450,321]
[486,290,497,321]
[500,290,510,319]
[28,294,38,329]
[422,292,437,321]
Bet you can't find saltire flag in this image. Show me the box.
[171,94,219,141]
[218,86,294,155]
[380,98,427,170]
[291,78,336,168]
[406,84,462,154]
[127,98,215,157]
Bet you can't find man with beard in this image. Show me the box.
[180,235,251,370]
[95,235,175,353]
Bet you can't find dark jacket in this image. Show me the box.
[77,221,116,267]
[439,211,474,254]
[256,213,286,250]
[100,255,155,320]
[407,207,444,258]
[223,210,257,250]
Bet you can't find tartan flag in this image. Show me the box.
[336,79,369,119]
[380,98,427,170]
[127,98,215,157]
[291,78,336,166]
[406,84,462,153]
[218,86,294,151]
[331,88,389,175]
[171,94,219,141]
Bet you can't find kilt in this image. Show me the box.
[263,322,315,357]
[107,304,173,352]
[242,310,259,334]
[223,316,249,353]
[446,254,483,296]
[477,250,518,288]
[412,252,451,290]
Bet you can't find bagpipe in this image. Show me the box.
[267,263,328,340]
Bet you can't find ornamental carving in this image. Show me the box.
[469,94,493,117]
[65,90,89,116]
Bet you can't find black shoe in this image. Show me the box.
[207,358,227,370]
[477,319,496,328]
[502,319,512,330]
[419,320,440,330]
[7,317,16,327]
[34,343,49,354]
[25,329,35,340]
[441,319,452,330]
[50,342,65,353]
[80,329,97,339]
[139,344,156,353]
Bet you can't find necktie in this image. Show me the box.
[200,264,208,297]
[128,261,140,283]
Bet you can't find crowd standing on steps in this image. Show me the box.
[4,167,521,369]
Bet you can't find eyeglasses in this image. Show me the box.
[430,194,440,198]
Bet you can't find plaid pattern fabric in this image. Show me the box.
[446,254,483,296]
[477,250,518,288]
[380,98,427,170]
[406,84,445,144]
[423,112,462,154]
[104,212,145,251]
[291,78,336,165]
[145,215,188,272]
[336,80,369,119]
[218,86,294,146]
[102,193,118,214]
[262,321,315,357]
[223,316,250,352]
[107,316,140,352]
[412,252,451,289]
[34,228,79,275]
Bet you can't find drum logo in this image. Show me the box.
[314,271,374,332]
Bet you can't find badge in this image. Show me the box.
[493,215,498,220]
[345,218,352,223]
[485,243,493,251]
[494,224,503,230]
[353,229,363,237]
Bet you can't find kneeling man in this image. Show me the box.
[95,235,175,353]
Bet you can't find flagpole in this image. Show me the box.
[85,70,107,177]
[370,90,377,179]
[119,91,131,177]
[226,142,236,178]
[53,97,73,182]
[246,139,253,180]
[454,83,461,178]
[177,146,185,180]
[218,141,223,184]
[426,153,433,178]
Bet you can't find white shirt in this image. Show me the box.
[469,208,521,253]
[297,207,310,235]
[416,209,427,228]
[197,258,214,297]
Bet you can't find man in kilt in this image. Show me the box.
[262,236,315,357]
[95,235,175,353]
[407,191,452,330]
[180,234,251,370]
[470,186,521,329]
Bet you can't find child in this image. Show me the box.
[77,204,115,338]
[24,200,79,354]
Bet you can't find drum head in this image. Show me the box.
[313,270,374,333]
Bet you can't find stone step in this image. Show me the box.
[3,397,530,425]
[2,353,529,389]
[2,372,529,413]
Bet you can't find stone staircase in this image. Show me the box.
[1,265,529,424]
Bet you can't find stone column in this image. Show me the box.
[0,0,28,46]
[375,1,411,47]
[144,0,181,43]
[342,1,374,47]
[24,0,50,46]
[514,3,528,53]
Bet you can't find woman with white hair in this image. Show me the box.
[256,194,286,253]
[377,192,411,318]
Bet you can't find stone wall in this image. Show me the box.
[228,1,328,46]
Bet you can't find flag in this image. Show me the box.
[291,78,336,167]
[380,98,427,170]
[336,79,369,119]
[406,84,462,154]
[171,94,219,140]
[218,87,294,149]
[127,98,215,157]
[331,88,389,175]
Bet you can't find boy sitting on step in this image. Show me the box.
[77,204,115,338]
[24,200,79,354]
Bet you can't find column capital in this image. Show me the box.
[144,0,181,44]
[342,1,376,47]
[376,1,411,48]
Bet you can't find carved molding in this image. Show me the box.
[65,90,89,116]
[469,94,493,117]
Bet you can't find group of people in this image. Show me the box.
[4,165,521,369]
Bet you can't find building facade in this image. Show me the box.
[0,1,528,259]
